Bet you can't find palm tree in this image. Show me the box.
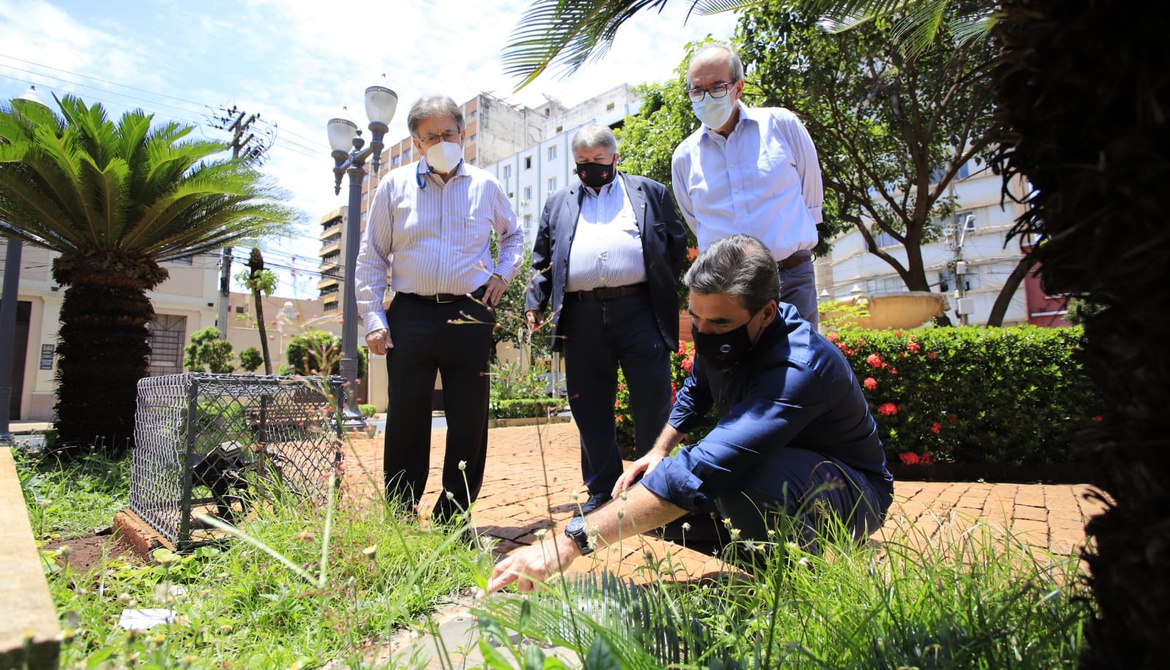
[0,94,295,456]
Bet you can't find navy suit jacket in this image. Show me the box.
[526,173,688,352]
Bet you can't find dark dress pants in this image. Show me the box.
[560,293,673,496]
[383,295,494,522]
[715,447,893,548]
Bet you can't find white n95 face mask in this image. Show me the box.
[692,95,734,130]
[425,141,463,174]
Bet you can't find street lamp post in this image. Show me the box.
[327,85,398,432]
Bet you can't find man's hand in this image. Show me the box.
[365,328,392,355]
[525,309,544,331]
[478,533,577,597]
[482,274,508,307]
[612,452,664,497]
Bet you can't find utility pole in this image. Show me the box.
[209,106,275,337]
[948,213,974,326]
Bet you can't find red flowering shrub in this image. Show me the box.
[615,340,700,450]
[831,325,1101,466]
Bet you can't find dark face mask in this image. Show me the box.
[691,313,758,368]
[576,159,617,189]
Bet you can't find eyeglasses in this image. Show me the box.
[686,81,737,102]
[416,130,461,144]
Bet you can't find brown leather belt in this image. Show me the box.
[565,283,647,302]
[398,285,486,304]
[778,251,813,269]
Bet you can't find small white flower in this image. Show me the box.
[729,528,741,540]
[744,540,757,552]
[681,522,692,532]
[534,528,548,539]
[722,517,732,528]
[446,491,455,500]
[458,460,467,471]
[797,556,811,568]
[571,492,579,501]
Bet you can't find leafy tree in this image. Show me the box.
[739,8,997,322]
[183,326,235,373]
[235,247,278,374]
[0,94,294,455]
[286,330,366,380]
[238,346,264,372]
[492,247,553,361]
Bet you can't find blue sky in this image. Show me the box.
[0,0,736,298]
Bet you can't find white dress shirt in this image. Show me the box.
[671,103,823,261]
[566,174,648,292]
[354,160,524,334]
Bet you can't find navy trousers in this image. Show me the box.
[560,293,673,495]
[383,294,494,522]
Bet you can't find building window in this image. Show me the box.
[962,268,982,291]
[393,155,401,167]
[523,186,532,200]
[504,165,512,179]
[958,212,977,233]
[547,146,557,160]
[469,110,477,119]
[873,228,898,248]
[525,155,532,169]
[555,125,563,133]
[147,314,186,376]
[508,192,514,199]
[469,133,477,142]
[938,270,952,293]
[606,102,615,111]
[548,177,557,192]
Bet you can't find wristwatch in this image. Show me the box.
[564,516,593,556]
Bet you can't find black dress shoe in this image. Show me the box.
[580,492,612,515]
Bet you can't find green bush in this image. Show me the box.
[829,325,1100,465]
[358,403,377,418]
[489,361,565,418]
[238,346,264,372]
[617,326,1101,467]
[184,326,235,373]
[286,330,366,379]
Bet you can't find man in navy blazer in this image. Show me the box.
[526,125,688,514]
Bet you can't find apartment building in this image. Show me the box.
[815,168,1067,327]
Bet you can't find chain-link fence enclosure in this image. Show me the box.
[131,373,346,550]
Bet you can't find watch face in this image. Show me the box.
[566,516,586,534]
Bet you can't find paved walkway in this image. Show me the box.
[343,419,1106,584]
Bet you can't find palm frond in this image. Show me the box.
[477,571,738,668]
[502,0,672,90]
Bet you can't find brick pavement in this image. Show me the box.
[343,419,1107,583]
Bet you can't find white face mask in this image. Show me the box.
[692,95,735,130]
[425,141,463,174]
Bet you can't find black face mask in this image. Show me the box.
[691,314,757,368]
[576,159,617,189]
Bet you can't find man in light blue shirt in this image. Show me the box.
[355,95,523,525]
[672,43,824,325]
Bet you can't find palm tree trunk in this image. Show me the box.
[52,251,167,457]
[986,254,1038,327]
[253,287,272,375]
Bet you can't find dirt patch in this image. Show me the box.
[43,530,147,574]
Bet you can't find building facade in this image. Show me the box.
[814,169,1061,328]
[1,240,220,421]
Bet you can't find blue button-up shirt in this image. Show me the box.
[640,303,892,512]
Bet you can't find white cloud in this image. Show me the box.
[1,0,737,297]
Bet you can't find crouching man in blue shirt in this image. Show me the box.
[483,234,893,596]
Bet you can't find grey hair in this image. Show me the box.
[570,125,618,155]
[407,95,464,136]
[684,234,779,314]
[688,43,745,83]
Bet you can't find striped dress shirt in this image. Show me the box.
[355,160,524,335]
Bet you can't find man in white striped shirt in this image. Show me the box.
[354,95,524,525]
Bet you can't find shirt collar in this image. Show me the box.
[582,171,624,198]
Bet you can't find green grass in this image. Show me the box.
[17,450,1093,669]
